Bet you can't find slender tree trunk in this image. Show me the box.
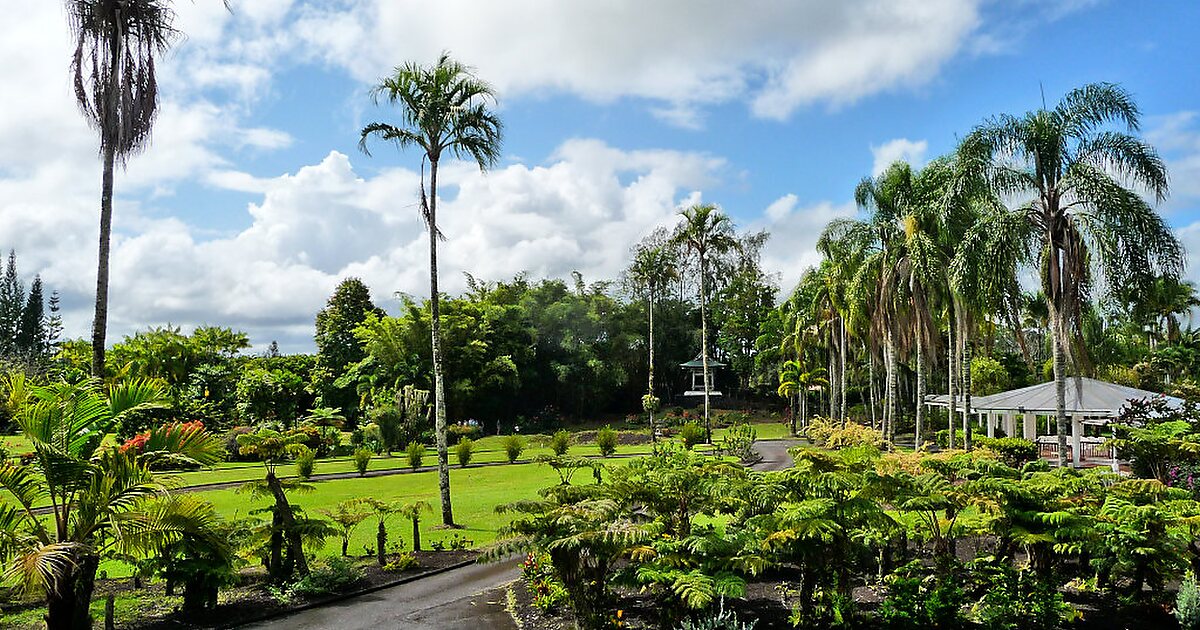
[428,159,455,526]
[46,552,100,630]
[700,256,712,444]
[789,392,797,436]
[947,312,956,449]
[915,340,925,449]
[867,345,877,430]
[91,25,124,378]
[961,324,973,452]
[885,330,898,443]
[648,291,656,443]
[840,318,847,424]
[828,326,836,418]
[412,517,422,552]
[1051,307,1069,468]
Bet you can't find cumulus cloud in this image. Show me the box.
[756,196,857,294]
[870,138,929,176]
[287,0,983,125]
[1146,112,1200,215]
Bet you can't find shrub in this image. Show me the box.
[677,598,757,630]
[353,448,372,476]
[979,437,1038,468]
[382,552,419,573]
[806,417,883,449]
[1178,574,1200,630]
[405,441,426,470]
[502,434,525,463]
[968,560,1078,630]
[522,552,568,613]
[430,532,474,551]
[361,422,384,454]
[679,422,705,449]
[722,423,757,462]
[595,426,618,457]
[287,556,363,599]
[455,437,475,467]
[550,430,571,456]
[224,426,257,461]
[294,446,316,479]
[447,421,482,445]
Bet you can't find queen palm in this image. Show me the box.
[673,204,738,443]
[360,53,502,526]
[960,82,1183,467]
[66,0,225,377]
[0,378,225,628]
[627,237,679,442]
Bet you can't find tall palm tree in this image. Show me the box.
[0,379,225,628]
[673,204,738,443]
[359,52,503,525]
[66,0,226,377]
[627,240,679,442]
[960,82,1183,467]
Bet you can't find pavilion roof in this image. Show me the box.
[680,352,726,368]
[925,377,1183,417]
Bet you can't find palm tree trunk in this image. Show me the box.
[867,344,877,430]
[828,326,836,418]
[91,24,124,379]
[428,158,455,526]
[885,329,897,443]
[648,290,656,443]
[1051,307,1069,468]
[947,312,957,449]
[267,472,308,578]
[915,340,925,449]
[412,516,422,552]
[840,318,847,424]
[377,520,387,566]
[961,321,973,452]
[46,552,100,630]
[700,256,712,444]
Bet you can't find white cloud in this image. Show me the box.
[870,138,929,176]
[756,196,857,294]
[1146,112,1200,215]
[288,0,984,125]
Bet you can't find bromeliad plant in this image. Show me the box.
[0,378,225,628]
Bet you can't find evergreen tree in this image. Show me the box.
[16,276,47,357]
[46,290,63,353]
[0,251,25,355]
[315,278,382,371]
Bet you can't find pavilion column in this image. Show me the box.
[1004,413,1014,437]
[1023,412,1036,441]
[986,412,995,438]
[1110,424,1120,473]
[1071,414,1082,468]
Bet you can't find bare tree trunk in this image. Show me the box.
[700,256,712,444]
[267,472,308,578]
[1051,306,1069,468]
[648,291,656,443]
[915,340,925,449]
[947,312,957,449]
[91,25,124,379]
[961,316,973,451]
[828,326,836,418]
[840,318,848,424]
[885,329,898,443]
[412,516,422,552]
[867,345,877,430]
[428,158,455,526]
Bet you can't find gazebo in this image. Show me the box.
[681,353,724,397]
[924,377,1183,467]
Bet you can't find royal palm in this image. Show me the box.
[360,53,502,525]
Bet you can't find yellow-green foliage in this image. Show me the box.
[805,417,884,450]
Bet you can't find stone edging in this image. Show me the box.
[219,558,479,629]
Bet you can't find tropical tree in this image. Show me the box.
[627,236,679,441]
[395,500,433,552]
[673,204,738,443]
[0,378,225,628]
[236,428,314,581]
[959,82,1183,466]
[359,52,503,526]
[320,500,371,557]
[65,0,227,376]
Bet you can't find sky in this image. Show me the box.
[0,0,1198,353]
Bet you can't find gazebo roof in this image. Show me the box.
[680,352,726,368]
[926,377,1183,416]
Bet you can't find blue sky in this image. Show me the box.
[0,0,1198,351]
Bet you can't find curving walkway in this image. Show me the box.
[234,439,800,629]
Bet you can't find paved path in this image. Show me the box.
[751,438,801,471]
[242,558,521,630]
[238,439,801,629]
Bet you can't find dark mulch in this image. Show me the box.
[104,550,478,629]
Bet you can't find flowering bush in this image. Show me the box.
[522,553,568,612]
[121,420,205,455]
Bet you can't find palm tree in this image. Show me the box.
[0,378,225,628]
[359,52,503,526]
[395,500,433,552]
[235,428,315,581]
[960,82,1183,467]
[673,204,738,443]
[66,1,226,377]
[320,501,371,557]
[627,238,679,442]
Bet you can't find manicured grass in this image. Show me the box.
[195,460,583,554]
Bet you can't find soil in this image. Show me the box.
[66,550,478,629]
